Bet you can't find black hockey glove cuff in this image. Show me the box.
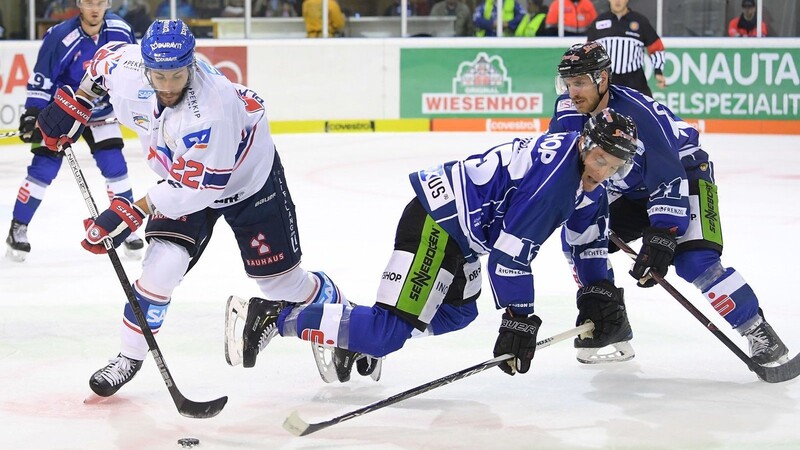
[629,226,677,288]
[493,311,541,376]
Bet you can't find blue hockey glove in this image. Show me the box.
[81,197,146,255]
[36,86,92,151]
[493,311,542,376]
[629,227,677,287]
[18,107,42,144]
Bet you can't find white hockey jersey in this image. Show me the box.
[85,42,275,219]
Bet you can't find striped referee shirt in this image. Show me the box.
[587,9,665,75]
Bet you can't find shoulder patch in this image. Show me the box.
[557,98,575,112]
[596,19,612,30]
[105,19,132,31]
[62,28,80,47]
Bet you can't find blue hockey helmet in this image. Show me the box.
[141,19,196,71]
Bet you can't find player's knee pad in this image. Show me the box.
[674,248,720,283]
[27,153,63,185]
[139,239,191,294]
[692,262,759,328]
[93,147,129,180]
[348,304,415,357]
[427,301,478,335]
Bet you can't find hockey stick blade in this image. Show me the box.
[609,232,800,384]
[62,143,228,418]
[282,322,593,436]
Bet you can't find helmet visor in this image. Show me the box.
[144,66,192,93]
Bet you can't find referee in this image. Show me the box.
[587,0,666,96]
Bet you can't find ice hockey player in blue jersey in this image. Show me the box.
[4,0,142,262]
[550,41,789,367]
[226,108,640,379]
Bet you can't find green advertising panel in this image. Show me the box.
[400,48,565,119]
[400,46,800,120]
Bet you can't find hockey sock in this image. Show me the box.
[120,281,171,360]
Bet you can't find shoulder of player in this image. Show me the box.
[102,13,135,39]
[42,16,82,45]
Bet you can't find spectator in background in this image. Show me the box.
[587,0,665,96]
[430,0,474,37]
[121,0,152,38]
[155,0,197,19]
[473,0,525,37]
[302,0,345,38]
[266,1,298,17]
[515,0,546,37]
[45,0,81,20]
[0,10,5,39]
[728,0,767,37]
[221,0,245,17]
[540,0,596,36]
[385,0,416,16]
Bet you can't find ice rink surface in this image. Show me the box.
[1,131,799,449]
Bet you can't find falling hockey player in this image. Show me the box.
[5,0,143,262]
[34,19,354,396]
[225,108,641,379]
[550,42,789,366]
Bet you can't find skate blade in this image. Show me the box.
[5,246,28,262]
[312,344,338,383]
[224,296,249,366]
[576,341,636,364]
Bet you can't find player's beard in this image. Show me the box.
[157,88,188,108]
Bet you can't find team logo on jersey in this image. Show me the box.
[557,98,574,112]
[596,19,612,30]
[630,21,640,31]
[182,128,212,150]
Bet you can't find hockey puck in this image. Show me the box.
[177,437,200,448]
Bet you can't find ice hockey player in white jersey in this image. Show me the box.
[35,19,350,396]
[224,108,640,379]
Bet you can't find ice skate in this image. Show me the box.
[122,232,144,259]
[575,320,635,364]
[739,310,789,367]
[330,347,382,383]
[5,219,31,262]
[224,296,287,367]
[89,353,143,397]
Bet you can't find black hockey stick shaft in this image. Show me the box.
[62,143,227,418]
[1,118,119,140]
[609,232,800,383]
[283,322,593,436]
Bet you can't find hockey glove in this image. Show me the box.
[18,107,42,144]
[36,86,92,151]
[629,226,677,288]
[575,280,631,347]
[82,197,146,255]
[493,311,542,376]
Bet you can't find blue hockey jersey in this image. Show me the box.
[409,131,609,315]
[549,85,712,236]
[25,13,135,117]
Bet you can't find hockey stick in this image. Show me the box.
[61,142,228,418]
[282,322,593,436]
[1,118,120,140]
[609,232,800,383]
